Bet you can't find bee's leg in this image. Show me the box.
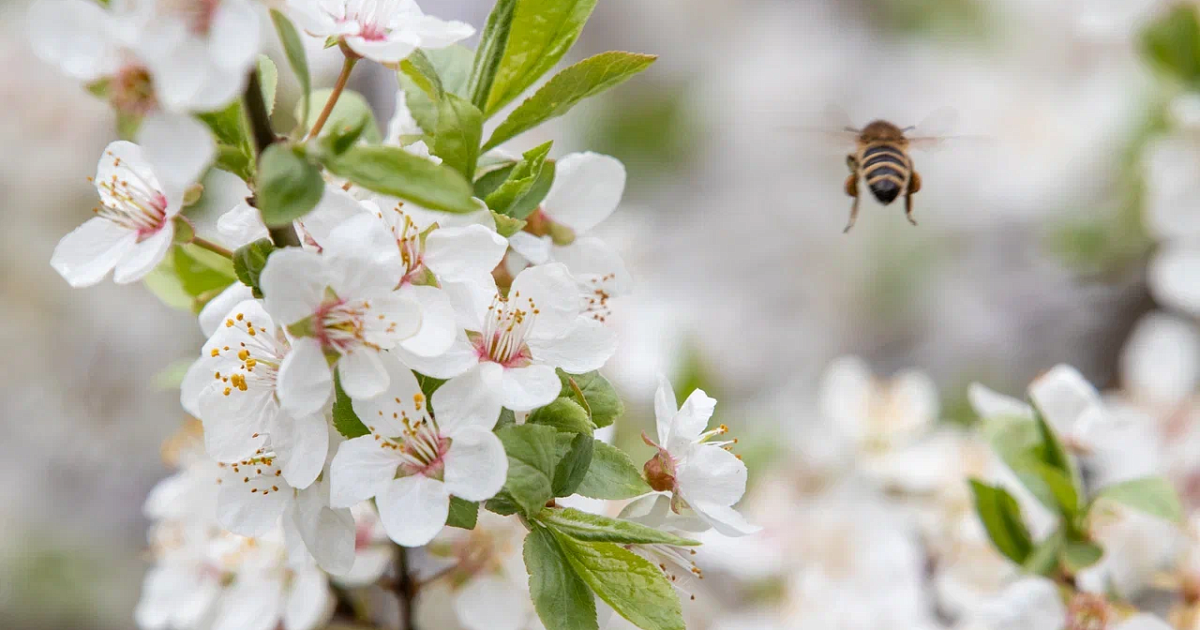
[843,171,860,233]
[905,170,922,227]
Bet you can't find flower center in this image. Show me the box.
[93,150,168,239]
[314,293,372,353]
[379,205,427,286]
[111,64,158,117]
[336,0,403,41]
[381,412,450,479]
[474,291,539,367]
[1066,592,1110,630]
[159,0,221,33]
[218,453,285,497]
[583,273,617,323]
[212,312,287,397]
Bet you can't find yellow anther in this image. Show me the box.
[211,348,220,357]
[226,319,234,327]
[237,349,250,360]
[236,313,244,321]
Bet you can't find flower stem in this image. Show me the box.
[244,70,278,155]
[394,544,418,630]
[306,55,358,141]
[191,237,234,259]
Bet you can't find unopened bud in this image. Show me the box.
[182,183,204,207]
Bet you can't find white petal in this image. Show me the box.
[688,500,761,537]
[113,226,175,284]
[180,357,210,418]
[424,225,509,283]
[1121,312,1200,406]
[283,567,333,630]
[198,383,272,461]
[1144,136,1200,241]
[676,444,747,508]
[398,285,457,358]
[377,475,451,547]
[138,113,215,200]
[198,283,255,337]
[455,575,528,630]
[50,217,137,287]
[289,483,356,576]
[29,0,121,81]
[260,248,330,323]
[443,276,497,331]
[972,577,1065,630]
[497,364,561,411]
[406,16,475,49]
[386,89,423,142]
[887,369,939,435]
[666,387,718,450]
[349,354,424,436]
[295,185,369,251]
[208,0,261,71]
[553,236,632,295]
[213,574,284,630]
[344,35,418,64]
[542,152,626,233]
[329,436,401,509]
[218,479,290,537]
[323,212,403,268]
[283,0,342,36]
[967,382,1031,419]
[528,318,617,374]
[443,427,507,501]
[511,263,583,338]
[429,367,504,434]
[396,329,479,379]
[338,349,391,400]
[653,374,678,445]
[507,231,552,265]
[217,202,270,249]
[274,411,330,489]
[95,141,160,206]
[361,291,425,347]
[277,337,334,416]
[1150,245,1200,316]
[1028,364,1104,435]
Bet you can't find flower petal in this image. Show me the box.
[344,35,418,64]
[406,15,475,48]
[29,0,122,81]
[511,263,583,338]
[967,382,1031,419]
[289,482,356,577]
[542,152,626,233]
[666,387,718,450]
[377,475,450,547]
[283,566,333,630]
[277,336,334,416]
[553,236,632,296]
[1028,364,1104,436]
[395,330,479,379]
[424,225,509,283]
[217,202,270,249]
[294,185,369,251]
[218,475,290,537]
[138,113,215,201]
[507,231,551,265]
[329,436,401,509]
[818,355,873,444]
[274,411,330,490]
[113,226,175,284]
[208,0,261,72]
[455,575,528,630]
[497,364,561,412]
[50,217,137,287]
[688,500,761,537]
[430,366,504,434]
[1121,312,1200,406]
[198,382,272,461]
[198,283,255,337]
[349,354,424,437]
[260,248,331,323]
[1150,244,1200,316]
[527,317,617,374]
[212,573,284,630]
[180,357,210,418]
[399,285,457,358]
[443,427,507,501]
[338,349,391,400]
[653,374,677,445]
[676,443,748,508]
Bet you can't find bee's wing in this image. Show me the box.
[779,104,860,154]
[905,107,992,152]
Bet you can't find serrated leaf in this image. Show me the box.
[969,479,1033,565]
[467,0,516,110]
[552,531,684,630]
[484,0,599,116]
[1022,527,1065,576]
[270,9,311,133]
[525,525,598,630]
[257,144,325,226]
[232,238,275,297]
[1093,476,1183,523]
[538,508,699,547]
[484,493,521,516]
[333,372,370,438]
[495,424,560,516]
[447,497,478,530]
[484,52,657,151]
[575,441,650,500]
[558,370,623,428]
[1061,540,1104,573]
[529,398,595,435]
[320,145,479,214]
[296,88,381,143]
[433,93,483,178]
[552,433,593,497]
[257,55,278,116]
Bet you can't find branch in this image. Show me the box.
[242,70,300,248]
[394,545,418,630]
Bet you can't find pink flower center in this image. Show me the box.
[93,150,169,240]
[472,292,540,368]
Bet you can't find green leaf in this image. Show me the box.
[558,370,624,429]
[1031,460,1080,520]
[538,508,699,546]
[323,114,371,156]
[1061,540,1104,573]
[529,398,594,435]
[467,0,516,110]
[484,0,599,116]
[1034,410,1072,479]
[475,164,516,199]
[491,211,527,237]
[402,50,445,99]
[575,440,650,500]
[485,141,553,217]
[552,531,685,630]
[333,373,370,438]
[484,493,521,516]
[447,497,479,530]
[968,479,1033,565]
[496,407,517,429]
[197,100,251,148]
[1093,476,1184,523]
[495,424,560,516]
[484,51,657,151]
[1141,4,1200,85]
[506,160,555,220]
[524,525,598,630]
[553,433,594,497]
[1022,527,1065,576]
[257,55,278,116]
[416,373,446,399]
[296,89,381,143]
[232,238,275,298]
[257,144,325,226]
[320,145,479,213]
[270,9,311,132]
[433,93,483,179]
[180,243,236,277]
[143,258,193,311]
[173,247,234,297]
[397,46,475,134]
[983,416,1058,512]
[214,144,255,181]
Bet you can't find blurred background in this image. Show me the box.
[3,0,1197,628]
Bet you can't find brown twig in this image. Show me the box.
[241,70,299,248]
[306,54,358,141]
[395,545,418,630]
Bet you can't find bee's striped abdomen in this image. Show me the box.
[861,144,910,205]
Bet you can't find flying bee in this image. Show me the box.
[803,107,968,233]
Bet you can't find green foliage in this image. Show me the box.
[1061,540,1104,573]
[484,52,658,150]
[1141,4,1200,85]
[483,0,599,116]
[447,497,479,530]
[320,145,479,214]
[574,440,651,500]
[232,238,275,298]
[433,93,484,178]
[296,89,381,143]
[558,370,624,429]
[144,246,237,313]
[1021,527,1064,576]
[197,100,254,181]
[537,508,699,547]
[525,525,599,630]
[529,398,595,435]
[969,480,1033,565]
[485,141,554,219]
[467,0,516,110]
[552,530,685,630]
[553,432,594,497]
[271,9,312,133]
[494,424,560,517]
[491,211,527,237]
[398,46,475,133]
[1092,477,1184,523]
[257,55,278,116]
[333,373,370,439]
[256,144,325,226]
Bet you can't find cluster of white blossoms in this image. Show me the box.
[37,0,753,629]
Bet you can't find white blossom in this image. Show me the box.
[286,0,474,64]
